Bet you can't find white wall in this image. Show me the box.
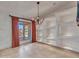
[57,7,79,52]
[0,2,19,50]
[37,3,79,52]
[0,12,12,50]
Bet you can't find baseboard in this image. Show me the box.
[37,41,79,54]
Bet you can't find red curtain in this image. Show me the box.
[32,20,36,42]
[12,16,19,48]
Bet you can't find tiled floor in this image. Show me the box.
[0,42,79,58]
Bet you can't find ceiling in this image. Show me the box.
[0,1,76,19]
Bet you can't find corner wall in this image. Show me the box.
[37,2,79,52]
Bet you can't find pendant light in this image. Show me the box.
[37,1,40,24]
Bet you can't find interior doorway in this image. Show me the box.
[18,19,32,45]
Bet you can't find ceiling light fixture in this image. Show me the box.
[36,1,40,24]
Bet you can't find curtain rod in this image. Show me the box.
[9,14,32,21]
